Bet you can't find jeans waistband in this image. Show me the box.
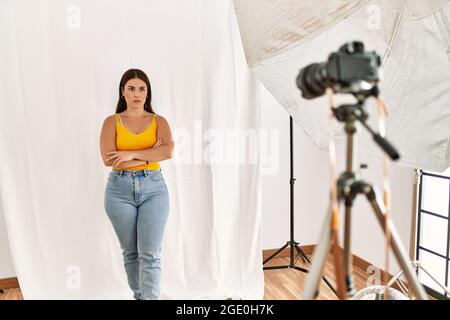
[112,169,162,177]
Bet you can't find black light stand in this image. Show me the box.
[263,116,337,296]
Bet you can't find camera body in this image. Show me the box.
[297,41,382,99]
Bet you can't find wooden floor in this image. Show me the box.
[263,255,367,300]
[0,288,22,300]
[0,255,372,300]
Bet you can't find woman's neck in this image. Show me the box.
[122,108,149,117]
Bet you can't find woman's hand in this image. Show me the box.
[106,151,136,167]
[153,139,162,148]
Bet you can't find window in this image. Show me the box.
[416,168,450,299]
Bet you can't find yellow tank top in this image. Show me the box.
[113,113,160,171]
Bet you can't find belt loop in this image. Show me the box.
[120,170,124,177]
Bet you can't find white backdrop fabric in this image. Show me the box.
[233,0,450,172]
[0,0,263,299]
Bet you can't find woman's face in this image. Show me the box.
[121,78,148,110]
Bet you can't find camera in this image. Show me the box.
[296,41,382,99]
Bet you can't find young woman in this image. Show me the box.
[99,69,174,300]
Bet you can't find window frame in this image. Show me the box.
[416,170,450,299]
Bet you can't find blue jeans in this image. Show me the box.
[104,169,170,300]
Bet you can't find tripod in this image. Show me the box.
[301,96,428,300]
[386,260,450,299]
[263,116,337,296]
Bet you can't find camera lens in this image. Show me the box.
[296,63,327,99]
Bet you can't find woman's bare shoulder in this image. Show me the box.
[154,113,168,124]
[102,114,117,127]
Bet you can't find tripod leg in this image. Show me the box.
[343,205,356,296]
[294,244,307,263]
[386,269,405,288]
[294,244,309,263]
[366,186,428,300]
[294,243,338,295]
[386,269,410,296]
[418,266,450,296]
[263,242,289,265]
[302,205,333,300]
[331,230,348,299]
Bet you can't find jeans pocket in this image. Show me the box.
[149,172,163,182]
[108,174,119,183]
